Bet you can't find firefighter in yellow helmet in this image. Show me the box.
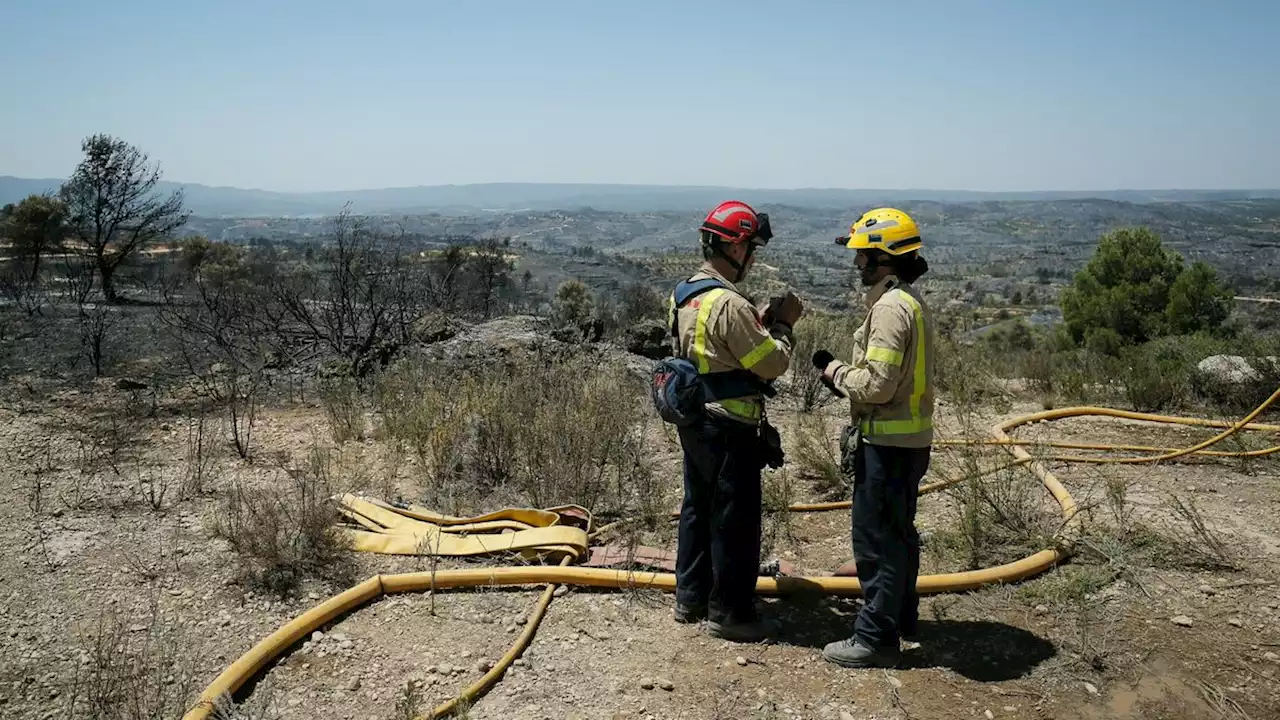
[813,207,936,668]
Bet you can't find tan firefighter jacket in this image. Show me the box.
[667,263,794,425]
[827,274,936,447]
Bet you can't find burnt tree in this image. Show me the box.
[59,135,189,302]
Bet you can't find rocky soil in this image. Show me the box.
[1,322,1278,720]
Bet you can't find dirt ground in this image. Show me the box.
[2,376,1279,720]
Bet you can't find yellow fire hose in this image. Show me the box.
[182,387,1280,720]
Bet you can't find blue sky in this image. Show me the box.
[2,0,1277,192]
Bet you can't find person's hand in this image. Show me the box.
[822,361,838,383]
[812,350,845,397]
[773,291,804,327]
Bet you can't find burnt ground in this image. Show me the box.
[1,371,1279,720]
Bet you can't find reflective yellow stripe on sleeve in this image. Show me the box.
[691,288,726,373]
[865,345,904,365]
[740,336,777,369]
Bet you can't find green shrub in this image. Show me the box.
[1060,227,1234,348]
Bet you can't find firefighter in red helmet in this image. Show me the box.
[666,200,803,642]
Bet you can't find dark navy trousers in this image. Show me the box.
[844,432,931,650]
[675,416,762,623]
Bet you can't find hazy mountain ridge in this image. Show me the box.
[5,175,1280,217]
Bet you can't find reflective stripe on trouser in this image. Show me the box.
[860,289,929,437]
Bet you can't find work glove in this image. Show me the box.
[812,350,846,398]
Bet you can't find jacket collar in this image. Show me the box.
[698,261,741,293]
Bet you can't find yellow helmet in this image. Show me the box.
[837,208,922,255]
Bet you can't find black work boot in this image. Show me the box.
[706,612,778,643]
[674,602,707,624]
[821,637,901,668]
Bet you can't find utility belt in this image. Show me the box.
[691,407,785,471]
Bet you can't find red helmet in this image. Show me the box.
[700,200,773,245]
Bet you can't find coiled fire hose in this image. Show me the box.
[182,386,1280,720]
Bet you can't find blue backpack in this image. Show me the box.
[650,278,776,427]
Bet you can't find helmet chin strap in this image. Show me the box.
[713,241,756,283]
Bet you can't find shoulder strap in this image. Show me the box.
[669,277,731,342]
[673,277,729,307]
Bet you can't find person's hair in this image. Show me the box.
[889,251,929,283]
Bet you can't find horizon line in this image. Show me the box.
[3,175,1279,197]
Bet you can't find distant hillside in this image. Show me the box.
[4,175,1280,217]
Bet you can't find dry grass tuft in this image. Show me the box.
[790,412,846,500]
[373,350,657,518]
[210,446,355,596]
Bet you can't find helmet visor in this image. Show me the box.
[752,213,773,245]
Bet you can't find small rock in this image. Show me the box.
[640,678,655,690]
[553,586,568,598]
[331,632,348,643]
[346,678,361,692]
[658,680,674,691]
[1263,651,1279,662]
[1084,682,1099,696]
[425,665,438,674]
[1229,618,1244,628]
[476,660,492,673]
[985,711,994,720]
[339,640,354,651]
[128,624,147,632]
[312,631,325,643]
[840,712,855,720]
[437,665,451,676]
[1034,605,1048,614]
[736,656,748,667]
[1199,585,1217,595]
[1171,615,1194,627]
[513,659,526,667]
